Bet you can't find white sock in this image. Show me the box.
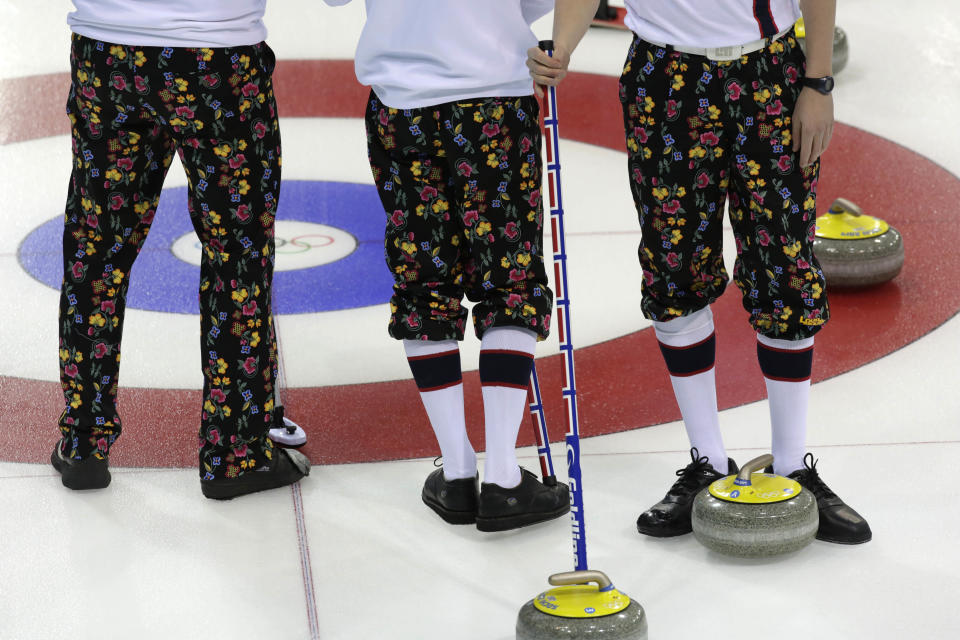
[404,339,476,480]
[758,334,814,476]
[654,307,728,472]
[479,327,537,488]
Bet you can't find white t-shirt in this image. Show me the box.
[68,0,268,48]
[325,0,554,109]
[624,0,801,48]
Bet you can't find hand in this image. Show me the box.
[791,87,834,167]
[526,46,571,98]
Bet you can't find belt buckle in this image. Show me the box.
[708,45,740,61]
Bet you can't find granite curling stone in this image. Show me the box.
[516,570,647,640]
[813,198,905,287]
[691,454,818,557]
[796,19,849,74]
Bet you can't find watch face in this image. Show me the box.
[823,76,835,92]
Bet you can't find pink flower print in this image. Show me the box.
[462,210,479,226]
[543,314,551,331]
[86,214,99,228]
[420,186,438,201]
[662,199,681,215]
[482,123,500,138]
[100,300,116,314]
[110,195,124,210]
[699,131,719,146]
[666,100,679,119]
[666,252,680,268]
[64,363,78,378]
[210,388,226,403]
[796,258,810,269]
[242,357,257,375]
[233,444,248,458]
[175,106,195,119]
[241,82,259,97]
[208,428,220,445]
[785,66,799,83]
[81,85,96,99]
[766,100,783,116]
[71,261,84,280]
[507,293,523,307]
[228,153,246,169]
[93,342,109,359]
[644,270,654,286]
[117,158,134,171]
[405,311,422,329]
[235,205,251,222]
[242,300,257,316]
[635,127,649,143]
[390,210,406,227]
[509,268,527,282]
[111,75,126,91]
[379,109,389,126]
[527,189,541,207]
[456,161,472,177]
[504,221,519,240]
[727,82,742,100]
[758,228,772,246]
[777,155,793,172]
[695,172,710,189]
[97,438,108,452]
[253,121,267,139]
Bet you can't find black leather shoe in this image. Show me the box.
[636,448,737,537]
[476,468,570,532]
[421,468,479,524]
[201,448,310,500]
[787,453,872,544]
[50,441,111,490]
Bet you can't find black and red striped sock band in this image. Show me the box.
[658,334,716,377]
[407,349,462,392]
[479,349,534,389]
[757,341,813,382]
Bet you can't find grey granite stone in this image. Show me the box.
[516,600,648,639]
[814,227,904,287]
[691,489,818,557]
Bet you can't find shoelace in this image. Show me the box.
[668,448,716,495]
[793,453,837,501]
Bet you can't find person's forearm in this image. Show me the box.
[799,0,836,77]
[552,0,601,57]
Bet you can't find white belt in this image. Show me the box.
[645,26,792,61]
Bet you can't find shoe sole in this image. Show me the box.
[475,503,570,532]
[815,532,872,545]
[202,473,306,500]
[50,448,111,490]
[421,493,476,525]
[636,523,692,538]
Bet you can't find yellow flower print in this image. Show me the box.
[250,331,261,347]
[111,269,124,284]
[516,252,532,267]
[491,105,504,120]
[782,241,801,258]
[486,153,498,168]
[708,105,721,120]
[670,229,683,245]
[401,241,417,255]
[501,257,511,268]
[746,160,761,176]
[474,111,484,123]
[89,313,106,327]
[811,283,823,299]
[70,393,82,409]
[476,221,492,236]
[672,75,685,91]
[652,186,670,201]
[238,180,250,195]
[214,143,232,157]
[232,288,249,303]
[109,46,127,60]
[753,88,771,104]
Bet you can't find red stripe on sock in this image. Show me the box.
[480,381,529,390]
[657,333,716,351]
[419,379,463,392]
[406,349,460,361]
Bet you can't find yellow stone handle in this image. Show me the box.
[548,570,612,590]
[736,454,775,484]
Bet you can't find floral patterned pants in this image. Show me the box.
[58,35,282,478]
[365,92,553,342]
[619,30,829,339]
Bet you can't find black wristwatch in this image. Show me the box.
[802,75,835,95]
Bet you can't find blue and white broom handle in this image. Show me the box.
[539,39,588,573]
[527,364,556,484]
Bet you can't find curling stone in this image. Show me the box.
[516,570,647,640]
[795,19,849,74]
[813,198,905,287]
[267,406,307,447]
[691,454,818,557]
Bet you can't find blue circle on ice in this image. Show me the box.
[17,180,393,314]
